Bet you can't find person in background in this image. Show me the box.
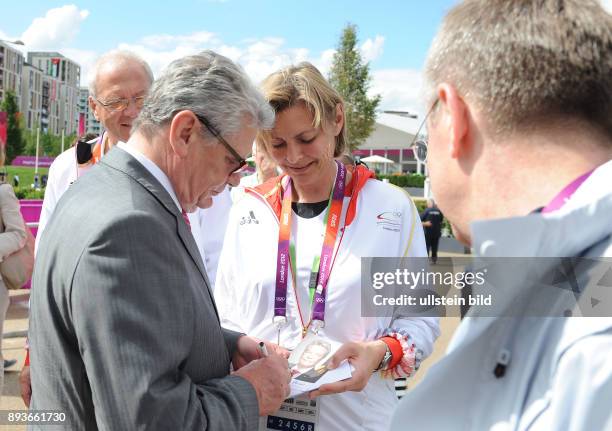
[420,199,443,263]
[243,140,280,187]
[0,147,27,384]
[231,140,280,201]
[336,153,356,168]
[35,50,153,252]
[215,62,439,431]
[391,1,612,429]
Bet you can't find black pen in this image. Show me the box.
[258,341,269,357]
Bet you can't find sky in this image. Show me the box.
[2,1,611,116]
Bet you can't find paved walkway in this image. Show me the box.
[1,291,29,431]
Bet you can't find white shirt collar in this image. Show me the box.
[117,140,182,212]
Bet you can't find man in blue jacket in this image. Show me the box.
[420,199,443,264]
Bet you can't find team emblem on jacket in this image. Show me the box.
[376,211,402,232]
[240,210,259,225]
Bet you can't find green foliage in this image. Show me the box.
[23,129,76,157]
[0,91,26,163]
[13,187,45,199]
[377,173,425,188]
[413,198,427,214]
[329,24,381,151]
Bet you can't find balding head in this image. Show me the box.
[89,50,153,98]
[88,50,153,144]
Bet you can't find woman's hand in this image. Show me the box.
[308,340,387,398]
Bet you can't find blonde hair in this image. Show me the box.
[257,62,346,157]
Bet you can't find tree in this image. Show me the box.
[0,91,25,163]
[329,24,381,151]
[23,130,75,157]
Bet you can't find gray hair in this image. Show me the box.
[134,50,274,138]
[424,0,612,141]
[89,50,153,97]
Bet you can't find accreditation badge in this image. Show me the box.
[258,396,320,431]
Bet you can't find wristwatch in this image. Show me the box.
[375,343,393,372]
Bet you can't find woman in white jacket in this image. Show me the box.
[215,62,439,430]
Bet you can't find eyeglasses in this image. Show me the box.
[409,99,439,163]
[412,140,428,163]
[194,113,246,173]
[95,96,146,113]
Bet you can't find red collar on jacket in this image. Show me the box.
[246,164,375,227]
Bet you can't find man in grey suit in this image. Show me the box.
[29,51,290,430]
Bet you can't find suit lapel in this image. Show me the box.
[100,147,218,317]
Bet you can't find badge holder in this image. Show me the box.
[259,396,320,431]
[273,316,287,346]
[308,319,324,336]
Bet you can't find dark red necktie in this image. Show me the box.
[181,210,191,230]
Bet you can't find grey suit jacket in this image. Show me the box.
[29,147,258,430]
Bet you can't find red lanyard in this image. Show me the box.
[91,131,106,164]
[274,161,346,336]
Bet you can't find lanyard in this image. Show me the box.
[541,169,594,213]
[274,161,346,337]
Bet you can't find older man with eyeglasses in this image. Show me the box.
[20,50,154,407]
[34,50,154,253]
